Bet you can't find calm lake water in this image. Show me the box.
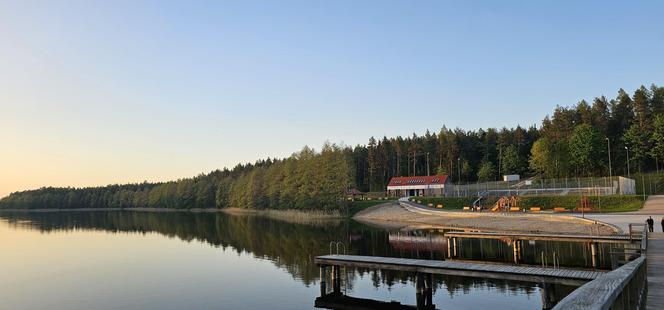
[0,211,589,309]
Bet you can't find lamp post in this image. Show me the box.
[625,146,630,179]
[457,157,461,197]
[606,138,612,180]
[426,152,430,176]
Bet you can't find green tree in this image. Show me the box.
[529,138,553,177]
[568,124,603,176]
[650,114,664,167]
[477,161,496,182]
[500,145,521,175]
[623,123,650,172]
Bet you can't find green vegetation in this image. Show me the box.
[2,84,664,210]
[412,197,478,210]
[517,195,645,212]
[632,171,664,195]
[415,195,644,212]
[345,199,396,216]
[512,195,644,212]
[0,144,352,210]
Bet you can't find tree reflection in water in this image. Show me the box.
[1,210,579,308]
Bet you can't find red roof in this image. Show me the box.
[387,175,449,187]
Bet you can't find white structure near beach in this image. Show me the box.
[386,175,452,197]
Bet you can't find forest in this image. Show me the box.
[1,84,664,210]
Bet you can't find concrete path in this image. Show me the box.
[575,195,664,232]
[630,195,664,215]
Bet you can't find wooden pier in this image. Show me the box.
[443,231,640,267]
[443,231,640,244]
[647,232,664,308]
[315,255,604,286]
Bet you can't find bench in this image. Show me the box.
[463,206,471,211]
[436,204,444,209]
[509,207,520,212]
[530,207,541,212]
[553,207,568,212]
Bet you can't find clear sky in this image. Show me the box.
[1,0,663,198]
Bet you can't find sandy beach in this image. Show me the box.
[353,202,619,235]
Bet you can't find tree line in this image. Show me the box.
[1,84,663,209]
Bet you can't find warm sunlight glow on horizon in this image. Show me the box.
[2,1,663,198]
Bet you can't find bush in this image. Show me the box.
[413,197,476,210]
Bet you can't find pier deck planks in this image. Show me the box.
[647,233,664,308]
[315,255,605,286]
[444,231,639,243]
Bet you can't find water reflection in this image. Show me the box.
[0,211,579,309]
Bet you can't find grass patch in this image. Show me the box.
[345,199,396,216]
[411,197,477,210]
[516,195,645,212]
[413,195,645,212]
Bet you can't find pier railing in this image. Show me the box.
[553,223,648,310]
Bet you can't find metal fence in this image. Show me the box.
[446,176,634,198]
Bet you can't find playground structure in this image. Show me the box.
[489,195,519,212]
[574,195,595,212]
[466,194,597,213]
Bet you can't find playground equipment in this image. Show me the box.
[574,195,594,212]
[490,195,519,212]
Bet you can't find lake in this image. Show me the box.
[0,211,588,309]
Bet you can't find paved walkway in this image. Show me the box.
[576,195,664,232]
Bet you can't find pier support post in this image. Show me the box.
[425,274,433,308]
[452,237,458,258]
[447,237,452,258]
[513,239,520,264]
[590,242,598,269]
[319,266,327,297]
[331,266,340,294]
[540,282,557,309]
[416,273,425,310]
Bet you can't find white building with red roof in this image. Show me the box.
[386,175,452,197]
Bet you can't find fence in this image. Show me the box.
[446,176,636,198]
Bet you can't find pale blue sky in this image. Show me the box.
[1,0,663,197]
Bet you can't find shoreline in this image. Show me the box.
[353,202,621,235]
[0,203,622,234]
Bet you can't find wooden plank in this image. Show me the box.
[553,256,646,309]
[443,231,637,244]
[315,255,602,286]
[647,233,664,309]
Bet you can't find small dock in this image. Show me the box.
[315,255,604,286]
[647,232,664,308]
[443,230,641,267]
[443,231,640,243]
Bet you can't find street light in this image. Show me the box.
[625,146,630,179]
[606,138,612,179]
[457,157,461,197]
[426,152,430,176]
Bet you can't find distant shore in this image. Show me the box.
[0,207,221,213]
[0,203,622,234]
[0,206,345,226]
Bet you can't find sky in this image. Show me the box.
[1,0,663,198]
